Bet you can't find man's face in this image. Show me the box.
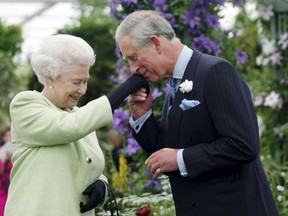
[118,35,168,83]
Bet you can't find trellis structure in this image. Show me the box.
[263,0,288,39]
[260,0,288,75]
[271,12,288,40]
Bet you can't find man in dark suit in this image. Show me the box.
[115,10,279,216]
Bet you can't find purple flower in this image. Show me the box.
[205,14,219,29]
[183,10,201,31]
[192,0,225,7]
[113,108,131,135]
[152,88,163,100]
[145,179,162,190]
[212,0,226,6]
[164,82,171,95]
[235,50,248,66]
[191,0,207,6]
[117,66,131,83]
[191,0,203,4]
[193,35,221,56]
[126,137,141,156]
[122,0,137,5]
[144,170,162,190]
[114,45,122,59]
[109,0,121,19]
[233,0,244,7]
[157,11,178,28]
[153,0,168,10]
[108,74,119,84]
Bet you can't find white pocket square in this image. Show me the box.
[179,99,200,111]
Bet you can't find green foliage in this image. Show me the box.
[238,1,288,214]
[262,155,288,216]
[0,20,22,57]
[27,7,118,107]
[0,20,23,124]
[95,175,175,215]
[58,16,118,106]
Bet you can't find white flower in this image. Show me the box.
[276,185,285,192]
[264,91,283,109]
[253,95,264,107]
[269,52,283,65]
[262,39,277,55]
[257,115,265,138]
[277,195,283,202]
[278,32,288,50]
[258,4,274,21]
[179,79,193,94]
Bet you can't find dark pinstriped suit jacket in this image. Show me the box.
[134,49,279,216]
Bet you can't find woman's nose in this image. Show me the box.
[78,83,87,94]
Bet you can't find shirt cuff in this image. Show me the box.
[129,110,152,133]
[177,149,188,177]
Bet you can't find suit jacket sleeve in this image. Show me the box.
[133,113,162,155]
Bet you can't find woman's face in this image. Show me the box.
[47,65,90,110]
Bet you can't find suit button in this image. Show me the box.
[190,201,195,207]
[86,157,92,163]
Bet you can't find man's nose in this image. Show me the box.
[129,62,139,74]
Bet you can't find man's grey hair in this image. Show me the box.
[115,10,177,48]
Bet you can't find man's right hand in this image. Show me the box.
[128,88,153,120]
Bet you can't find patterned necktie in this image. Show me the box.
[169,78,180,102]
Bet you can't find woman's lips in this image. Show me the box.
[71,95,79,101]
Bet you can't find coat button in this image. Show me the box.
[86,157,92,163]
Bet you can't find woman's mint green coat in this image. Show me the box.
[5,91,113,216]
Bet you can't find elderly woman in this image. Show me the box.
[4,34,149,216]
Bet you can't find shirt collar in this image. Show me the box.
[172,45,193,79]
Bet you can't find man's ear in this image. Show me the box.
[149,35,161,53]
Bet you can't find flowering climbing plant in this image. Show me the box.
[106,0,288,215]
[109,0,246,157]
[107,1,247,212]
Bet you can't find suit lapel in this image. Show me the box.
[171,49,203,110]
[166,49,203,146]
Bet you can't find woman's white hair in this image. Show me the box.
[31,34,96,85]
[115,10,177,48]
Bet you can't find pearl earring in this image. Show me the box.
[49,86,53,89]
